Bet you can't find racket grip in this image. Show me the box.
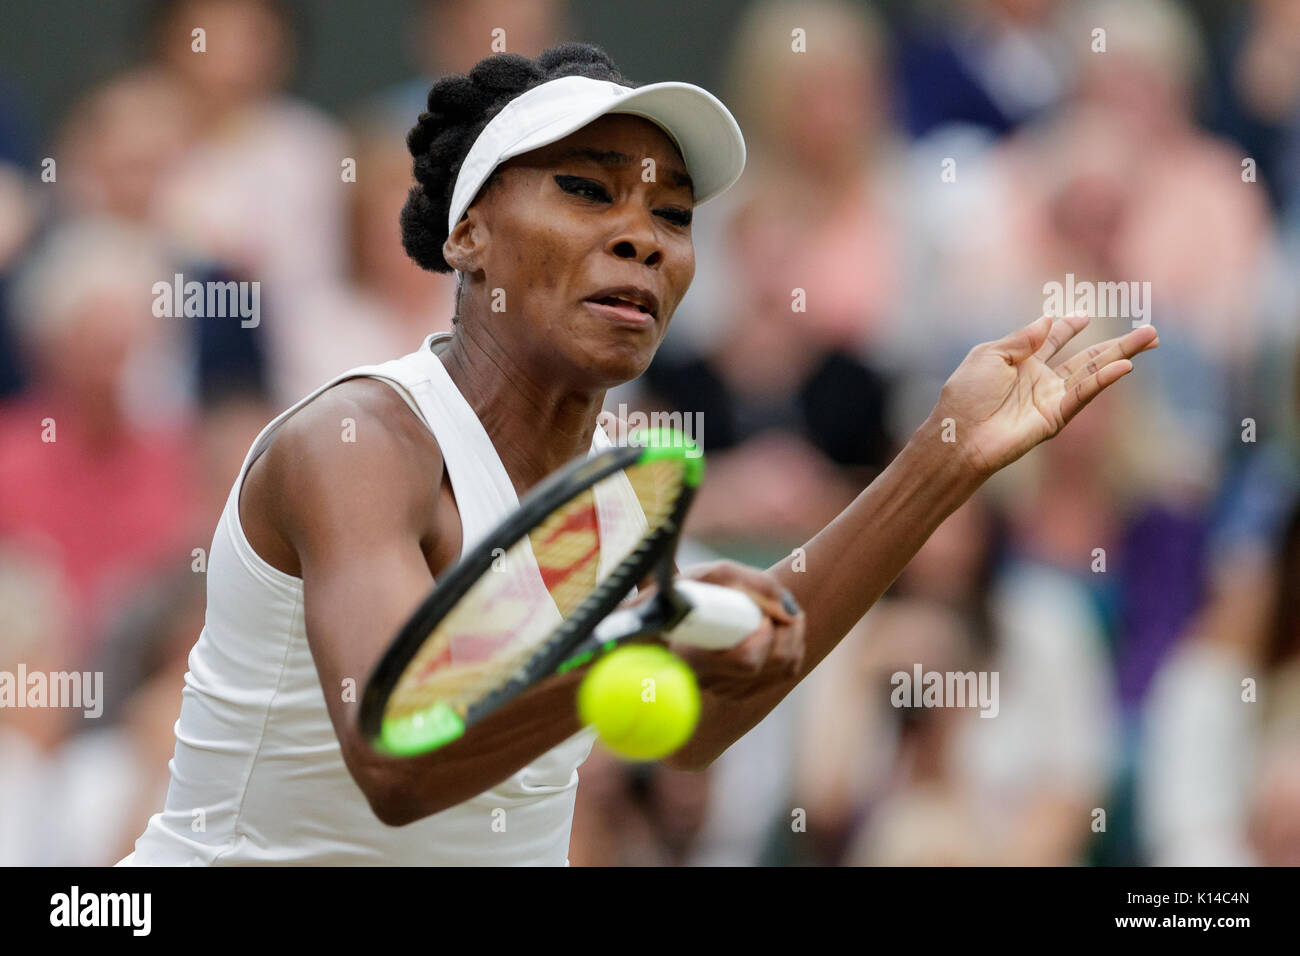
[668,580,765,650]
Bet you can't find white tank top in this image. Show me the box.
[122,332,645,865]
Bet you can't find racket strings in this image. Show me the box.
[529,487,600,618]
[385,457,687,722]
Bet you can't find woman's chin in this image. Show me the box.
[573,339,657,387]
[558,321,659,385]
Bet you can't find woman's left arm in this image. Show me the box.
[666,314,1158,770]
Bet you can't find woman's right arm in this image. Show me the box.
[262,382,588,825]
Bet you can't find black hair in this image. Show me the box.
[400,42,632,277]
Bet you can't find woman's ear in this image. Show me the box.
[442,214,483,275]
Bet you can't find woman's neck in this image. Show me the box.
[436,322,606,495]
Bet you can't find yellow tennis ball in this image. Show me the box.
[578,645,701,761]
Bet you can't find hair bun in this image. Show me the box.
[399,184,446,272]
[535,42,620,78]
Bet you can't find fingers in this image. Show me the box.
[1033,312,1092,364]
[683,561,799,627]
[1060,358,1133,423]
[678,613,805,699]
[742,599,806,680]
[673,617,778,685]
[1054,323,1159,379]
[671,562,807,691]
[1053,323,1157,422]
[989,314,1052,363]
[770,608,806,678]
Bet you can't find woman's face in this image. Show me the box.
[457,113,696,387]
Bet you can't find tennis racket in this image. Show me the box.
[358,426,763,757]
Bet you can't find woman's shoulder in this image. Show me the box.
[237,376,448,577]
[275,377,443,477]
[252,378,445,544]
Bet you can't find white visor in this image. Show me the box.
[446,74,747,235]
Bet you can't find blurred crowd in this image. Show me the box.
[1,0,1299,866]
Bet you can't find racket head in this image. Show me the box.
[358,427,703,757]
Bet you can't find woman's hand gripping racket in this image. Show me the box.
[358,427,763,757]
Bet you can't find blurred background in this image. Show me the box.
[1,0,1299,866]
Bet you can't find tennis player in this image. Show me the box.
[121,43,1156,865]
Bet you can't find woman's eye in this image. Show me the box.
[554,175,691,226]
[555,175,610,202]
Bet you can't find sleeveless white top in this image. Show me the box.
[122,332,645,865]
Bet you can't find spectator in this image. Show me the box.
[0,78,41,400]
[1206,0,1300,225]
[1138,493,1300,864]
[59,567,207,866]
[632,0,904,561]
[376,0,572,124]
[708,0,906,355]
[55,67,269,404]
[895,0,1073,139]
[0,541,77,864]
[268,123,458,405]
[1,218,201,653]
[795,496,1118,865]
[147,0,348,399]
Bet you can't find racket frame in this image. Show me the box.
[358,436,701,756]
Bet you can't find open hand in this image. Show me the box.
[932,313,1159,477]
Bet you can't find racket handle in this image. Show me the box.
[668,580,765,650]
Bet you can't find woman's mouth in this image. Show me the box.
[584,296,656,328]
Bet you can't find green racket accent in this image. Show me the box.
[556,650,594,674]
[556,639,620,676]
[379,701,466,756]
[629,426,704,487]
